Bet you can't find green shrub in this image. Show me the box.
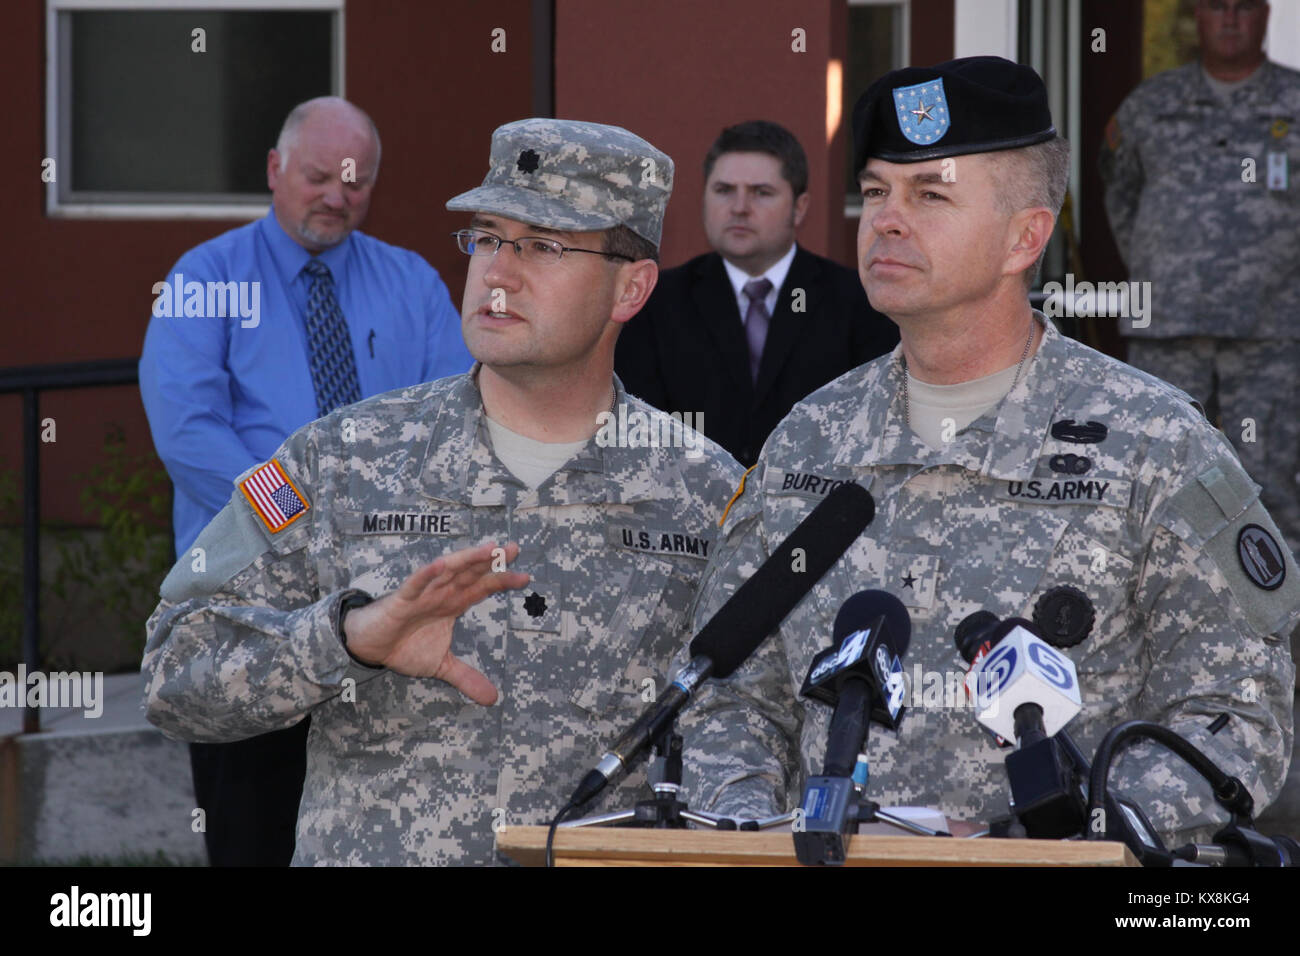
[0,427,173,672]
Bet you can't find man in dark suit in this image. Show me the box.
[616,120,898,466]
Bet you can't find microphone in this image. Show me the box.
[953,610,1005,745]
[956,615,1086,838]
[565,481,876,810]
[1086,718,1285,866]
[1174,825,1300,867]
[957,614,1163,852]
[953,610,1000,671]
[959,616,1082,744]
[795,590,911,865]
[804,590,911,774]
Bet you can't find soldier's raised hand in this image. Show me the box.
[340,540,529,705]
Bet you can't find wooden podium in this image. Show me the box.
[497,826,1137,867]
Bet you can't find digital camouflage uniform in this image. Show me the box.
[679,315,1298,847]
[1099,61,1300,557]
[143,117,744,865]
[143,373,741,864]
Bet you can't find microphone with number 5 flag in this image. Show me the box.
[957,615,1086,837]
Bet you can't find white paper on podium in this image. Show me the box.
[771,805,952,835]
[854,806,950,836]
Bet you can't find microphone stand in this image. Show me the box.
[558,723,729,831]
[987,723,1091,839]
[1087,719,1299,867]
[556,716,947,839]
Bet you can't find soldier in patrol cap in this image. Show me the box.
[142,118,743,865]
[679,56,1298,847]
[1099,0,1300,684]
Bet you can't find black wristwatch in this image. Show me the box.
[338,591,375,661]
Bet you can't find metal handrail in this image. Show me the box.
[0,358,140,733]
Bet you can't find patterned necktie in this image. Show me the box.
[302,258,362,416]
[742,277,773,383]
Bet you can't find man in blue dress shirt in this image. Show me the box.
[139,96,473,866]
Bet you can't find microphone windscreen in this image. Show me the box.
[833,589,911,656]
[691,481,875,677]
[953,609,1001,662]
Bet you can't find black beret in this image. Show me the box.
[851,56,1055,172]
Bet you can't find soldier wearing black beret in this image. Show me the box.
[680,57,1298,849]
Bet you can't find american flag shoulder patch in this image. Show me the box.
[239,459,310,534]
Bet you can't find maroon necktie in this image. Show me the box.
[743,277,773,383]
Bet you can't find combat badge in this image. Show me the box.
[1032,585,1095,648]
[1237,524,1286,591]
[1050,419,1108,444]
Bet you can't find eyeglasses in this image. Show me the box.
[451,228,634,265]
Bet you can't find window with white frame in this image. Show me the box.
[46,0,343,218]
[1017,0,1081,290]
[844,0,910,208]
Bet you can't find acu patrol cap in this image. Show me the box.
[446,118,675,248]
[852,56,1056,171]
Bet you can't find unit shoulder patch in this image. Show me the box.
[1237,524,1287,591]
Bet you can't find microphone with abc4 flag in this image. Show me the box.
[793,590,911,866]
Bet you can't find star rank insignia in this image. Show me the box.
[523,591,548,618]
[516,149,540,174]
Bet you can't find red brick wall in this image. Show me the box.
[556,0,842,267]
[1,2,533,523]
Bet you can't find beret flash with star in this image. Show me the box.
[852,55,1056,171]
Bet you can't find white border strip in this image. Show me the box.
[954,0,1017,60]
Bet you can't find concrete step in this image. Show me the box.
[1,673,1296,863]
[0,672,205,863]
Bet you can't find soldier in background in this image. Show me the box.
[1099,0,1300,561]
[142,119,743,864]
[680,57,1297,848]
